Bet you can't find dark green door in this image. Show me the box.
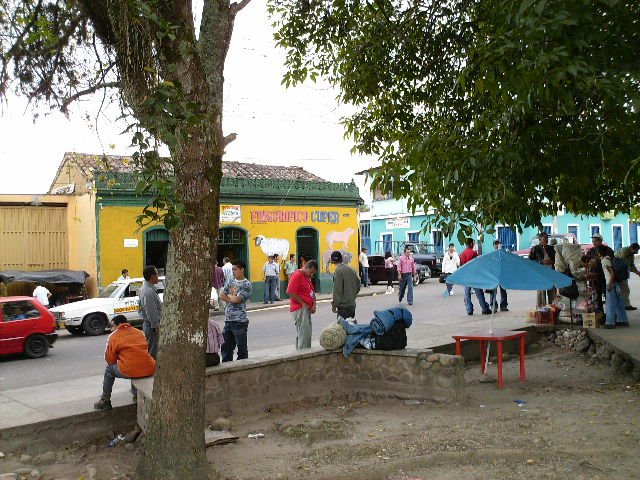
[145,228,169,275]
[218,227,249,276]
[296,227,319,289]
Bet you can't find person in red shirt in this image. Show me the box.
[94,317,156,410]
[459,238,491,316]
[286,260,318,349]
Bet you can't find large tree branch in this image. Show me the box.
[61,81,120,113]
[230,0,253,16]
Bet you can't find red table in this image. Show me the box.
[452,330,527,388]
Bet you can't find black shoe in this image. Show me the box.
[616,322,630,327]
[604,324,616,329]
[408,302,413,305]
[94,398,112,410]
[625,306,637,311]
[467,312,474,316]
[500,308,509,312]
[482,310,492,315]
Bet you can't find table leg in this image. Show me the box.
[455,339,461,356]
[479,340,486,374]
[520,335,526,382]
[497,340,503,388]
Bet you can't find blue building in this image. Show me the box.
[359,178,639,254]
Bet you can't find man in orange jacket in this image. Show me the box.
[94,316,156,411]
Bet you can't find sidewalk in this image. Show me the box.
[2,284,639,435]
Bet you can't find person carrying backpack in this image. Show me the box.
[596,245,628,329]
[615,243,640,311]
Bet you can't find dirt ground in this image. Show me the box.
[2,336,640,480]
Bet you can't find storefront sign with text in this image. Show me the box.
[251,210,340,224]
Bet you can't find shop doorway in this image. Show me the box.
[144,228,169,275]
[218,227,249,275]
[296,227,319,288]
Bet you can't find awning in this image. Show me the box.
[0,270,90,284]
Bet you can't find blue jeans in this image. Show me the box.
[489,287,508,311]
[361,267,370,286]
[101,363,135,401]
[264,276,278,302]
[221,321,248,362]
[464,287,489,314]
[605,284,628,326]
[398,273,414,304]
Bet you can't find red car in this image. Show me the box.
[0,296,58,358]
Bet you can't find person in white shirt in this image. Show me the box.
[117,268,130,282]
[359,247,370,287]
[441,243,460,295]
[222,257,233,286]
[33,283,52,307]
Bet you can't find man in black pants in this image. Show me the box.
[587,233,614,312]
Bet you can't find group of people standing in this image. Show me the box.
[440,238,509,315]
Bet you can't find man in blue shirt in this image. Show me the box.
[220,260,252,362]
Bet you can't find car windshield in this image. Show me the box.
[414,244,436,255]
[529,235,575,247]
[99,283,122,298]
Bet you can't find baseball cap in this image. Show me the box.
[591,233,603,241]
[330,251,343,263]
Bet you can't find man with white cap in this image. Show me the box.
[587,233,614,312]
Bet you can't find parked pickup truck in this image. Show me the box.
[50,277,165,336]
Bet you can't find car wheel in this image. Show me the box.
[66,326,83,335]
[24,334,49,359]
[83,313,107,336]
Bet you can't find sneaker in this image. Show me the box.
[408,302,413,305]
[449,291,454,296]
[625,306,637,311]
[94,398,112,411]
[603,324,616,329]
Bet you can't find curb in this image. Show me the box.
[0,404,136,452]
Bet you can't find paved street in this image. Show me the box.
[0,279,543,390]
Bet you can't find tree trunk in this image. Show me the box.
[135,1,229,477]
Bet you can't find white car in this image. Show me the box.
[50,277,165,336]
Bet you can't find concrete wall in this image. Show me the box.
[135,348,466,432]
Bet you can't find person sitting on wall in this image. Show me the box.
[206,317,223,367]
[93,316,156,411]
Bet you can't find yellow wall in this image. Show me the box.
[223,204,360,281]
[98,205,165,285]
[66,194,99,296]
[99,203,360,286]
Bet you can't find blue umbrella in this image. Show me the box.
[446,249,572,291]
[447,248,572,334]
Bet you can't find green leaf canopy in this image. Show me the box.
[270,0,640,236]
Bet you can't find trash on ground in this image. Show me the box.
[404,400,422,406]
[513,400,527,407]
[247,433,265,439]
[107,434,125,447]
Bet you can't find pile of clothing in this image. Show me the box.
[333,307,412,357]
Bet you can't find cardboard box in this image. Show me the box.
[535,310,556,325]
[577,312,604,328]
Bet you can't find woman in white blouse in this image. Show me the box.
[441,243,460,295]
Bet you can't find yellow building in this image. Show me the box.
[42,152,363,301]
